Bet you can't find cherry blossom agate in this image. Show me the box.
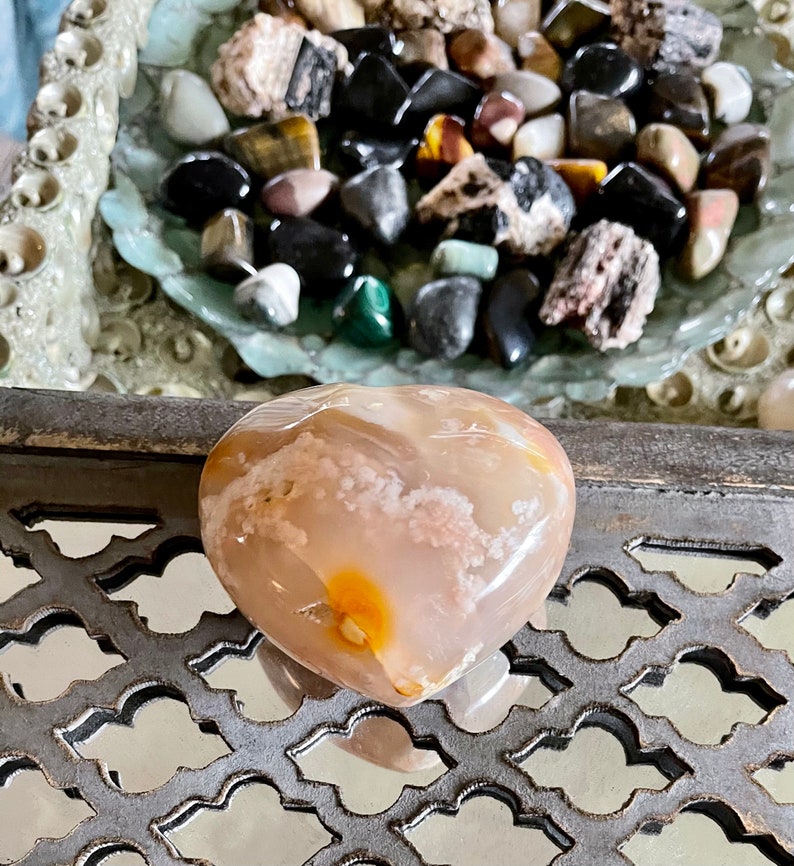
[199,384,575,707]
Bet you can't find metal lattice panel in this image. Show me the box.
[0,390,793,866]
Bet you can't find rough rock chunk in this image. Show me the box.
[610,0,722,73]
[211,13,347,119]
[540,219,661,350]
[366,0,495,33]
[415,153,571,257]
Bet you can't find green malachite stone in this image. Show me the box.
[332,275,395,347]
[431,239,500,281]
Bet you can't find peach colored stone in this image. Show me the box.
[677,189,739,281]
[200,383,575,707]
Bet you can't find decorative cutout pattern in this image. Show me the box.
[1,396,793,865]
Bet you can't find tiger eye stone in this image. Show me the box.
[224,115,320,179]
[416,114,475,179]
[198,383,576,706]
[201,208,256,282]
[546,158,607,205]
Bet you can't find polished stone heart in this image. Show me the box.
[199,383,575,707]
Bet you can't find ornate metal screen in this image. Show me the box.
[0,389,792,866]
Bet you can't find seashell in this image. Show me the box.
[199,383,575,707]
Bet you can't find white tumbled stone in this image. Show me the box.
[702,62,753,125]
[160,70,230,146]
[233,263,301,328]
[513,113,566,161]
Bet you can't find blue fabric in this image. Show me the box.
[1,0,67,139]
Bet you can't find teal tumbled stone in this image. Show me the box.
[332,275,395,347]
[430,239,500,281]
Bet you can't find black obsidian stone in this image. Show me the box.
[407,276,482,360]
[332,25,397,62]
[647,72,710,146]
[594,162,688,256]
[267,217,359,298]
[338,131,419,172]
[162,151,253,226]
[398,68,483,128]
[334,53,410,128]
[560,42,642,99]
[483,269,542,369]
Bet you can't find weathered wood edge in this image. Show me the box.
[1,387,792,493]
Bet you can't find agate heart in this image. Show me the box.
[199,384,575,707]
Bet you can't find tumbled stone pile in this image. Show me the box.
[156,0,768,367]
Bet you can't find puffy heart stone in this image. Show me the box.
[199,383,575,707]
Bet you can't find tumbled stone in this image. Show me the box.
[471,91,525,151]
[294,0,365,32]
[162,151,253,226]
[415,153,571,256]
[336,53,410,127]
[224,115,320,179]
[199,382,575,706]
[540,219,660,350]
[701,62,753,125]
[758,370,794,431]
[332,275,396,346]
[332,25,397,61]
[595,162,688,256]
[407,276,482,358]
[567,90,636,162]
[483,268,541,368]
[518,31,563,80]
[338,131,419,171]
[510,156,576,228]
[513,114,566,161]
[262,168,338,217]
[368,0,495,33]
[160,70,230,147]
[431,239,499,280]
[610,0,722,72]
[340,166,410,244]
[546,158,607,205]
[401,68,483,127]
[676,189,739,281]
[449,29,516,80]
[636,123,699,194]
[647,72,710,146]
[201,208,255,282]
[560,41,642,98]
[701,123,771,204]
[493,70,561,117]
[395,28,448,68]
[267,217,358,297]
[211,14,345,120]
[234,263,301,327]
[495,0,541,47]
[541,0,611,50]
[416,114,475,179]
